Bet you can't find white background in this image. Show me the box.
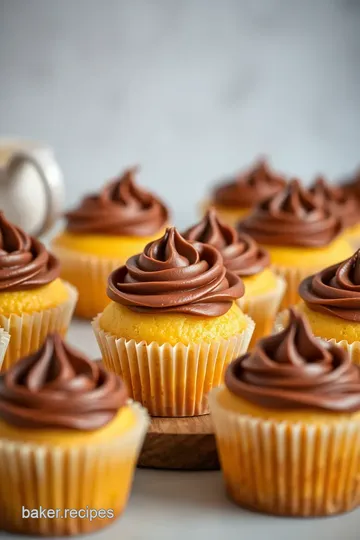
[1,0,360,228]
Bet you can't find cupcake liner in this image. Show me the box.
[51,244,122,320]
[0,282,78,372]
[0,400,149,536]
[92,315,255,417]
[275,310,360,366]
[270,264,318,310]
[237,275,286,347]
[0,329,10,371]
[209,387,360,517]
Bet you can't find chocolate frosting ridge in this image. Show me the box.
[299,250,360,322]
[225,309,360,411]
[238,179,342,247]
[0,212,59,291]
[183,208,270,277]
[309,176,359,228]
[212,158,286,208]
[107,227,244,316]
[0,334,128,430]
[65,167,169,236]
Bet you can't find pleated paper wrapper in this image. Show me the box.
[209,387,360,517]
[275,310,360,366]
[0,329,10,370]
[270,263,319,310]
[51,244,123,319]
[0,282,78,371]
[0,400,149,536]
[237,275,286,347]
[93,315,255,417]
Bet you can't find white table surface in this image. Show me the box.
[2,318,359,540]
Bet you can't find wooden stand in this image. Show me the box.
[138,415,219,471]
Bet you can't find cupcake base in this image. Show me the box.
[0,282,78,371]
[209,388,360,517]
[92,315,255,417]
[0,400,149,537]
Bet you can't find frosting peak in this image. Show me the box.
[183,208,270,277]
[65,167,169,236]
[212,158,286,208]
[107,227,244,316]
[0,212,59,291]
[309,176,359,228]
[0,334,128,430]
[238,179,342,247]
[225,309,360,411]
[299,250,360,321]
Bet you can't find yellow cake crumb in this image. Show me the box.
[215,386,360,424]
[52,230,167,259]
[0,278,69,317]
[296,302,360,344]
[263,236,352,268]
[100,301,247,345]
[242,268,277,298]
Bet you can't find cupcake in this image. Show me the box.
[0,333,149,536]
[93,227,254,416]
[276,250,360,366]
[209,309,360,517]
[183,208,286,346]
[237,179,352,309]
[0,213,77,371]
[309,176,360,250]
[52,167,170,319]
[204,158,286,226]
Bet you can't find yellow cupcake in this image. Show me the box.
[0,334,149,536]
[0,213,77,371]
[183,208,286,346]
[209,309,360,517]
[93,227,255,417]
[202,158,286,226]
[238,179,353,309]
[276,250,360,366]
[52,168,170,319]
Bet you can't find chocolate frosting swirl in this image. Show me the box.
[237,179,342,247]
[299,250,360,322]
[0,212,59,291]
[183,208,270,277]
[225,309,360,411]
[0,334,128,430]
[107,227,244,316]
[212,159,286,208]
[309,176,359,228]
[65,167,169,236]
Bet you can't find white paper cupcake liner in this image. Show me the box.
[0,281,78,371]
[270,264,317,310]
[275,310,360,366]
[93,315,255,417]
[0,400,149,536]
[237,275,286,346]
[0,329,10,371]
[209,387,360,517]
[51,244,122,319]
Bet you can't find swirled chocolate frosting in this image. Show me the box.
[212,159,286,208]
[237,179,342,247]
[309,176,359,228]
[65,167,169,236]
[0,334,128,430]
[183,208,270,277]
[225,309,360,411]
[0,212,59,291]
[107,227,244,316]
[299,250,360,322]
